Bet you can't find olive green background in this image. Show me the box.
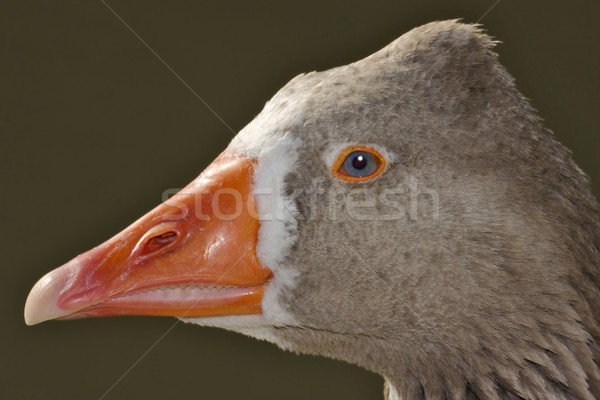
[1,1,598,399]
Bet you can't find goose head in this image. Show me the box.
[25,20,600,399]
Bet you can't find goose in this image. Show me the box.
[24,20,600,400]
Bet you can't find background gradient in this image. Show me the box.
[2,1,598,399]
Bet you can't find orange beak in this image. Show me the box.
[24,152,271,325]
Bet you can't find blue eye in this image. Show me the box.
[333,147,386,181]
[342,151,379,177]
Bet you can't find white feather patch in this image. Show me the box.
[248,134,302,326]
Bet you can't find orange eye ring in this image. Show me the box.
[332,146,387,182]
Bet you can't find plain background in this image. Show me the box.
[2,1,599,399]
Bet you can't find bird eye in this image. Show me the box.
[332,146,386,182]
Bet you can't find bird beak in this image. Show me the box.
[24,153,271,325]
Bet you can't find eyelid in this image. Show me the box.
[331,146,386,182]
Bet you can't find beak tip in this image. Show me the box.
[24,292,47,326]
[24,269,71,326]
[24,310,39,326]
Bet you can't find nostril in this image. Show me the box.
[144,231,178,254]
[136,229,179,258]
[133,222,183,261]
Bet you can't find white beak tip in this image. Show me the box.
[24,268,72,326]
